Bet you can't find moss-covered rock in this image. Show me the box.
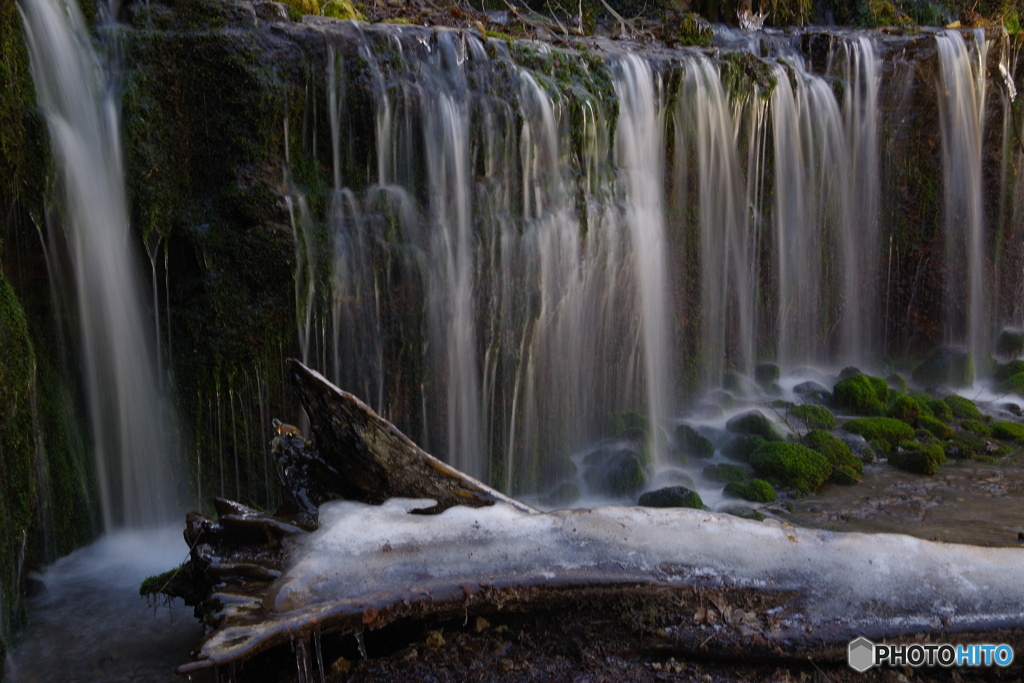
[993,360,1024,382]
[886,374,908,393]
[888,441,945,474]
[997,373,1024,396]
[842,417,915,449]
[789,404,835,430]
[0,271,38,656]
[725,410,784,441]
[943,395,983,420]
[793,381,830,403]
[723,478,776,503]
[960,419,992,437]
[702,463,750,483]
[918,415,955,440]
[995,329,1024,359]
[721,435,766,462]
[832,373,888,415]
[925,397,952,422]
[912,347,974,388]
[886,394,921,425]
[638,486,704,509]
[991,421,1024,445]
[673,424,714,459]
[801,429,863,484]
[584,446,646,497]
[749,442,830,496]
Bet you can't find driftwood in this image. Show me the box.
[167,360,1024,677]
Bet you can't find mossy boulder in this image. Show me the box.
[991,421,1024,444]
[802,429,863,484]
[583,446,646,497]
[725,410,785,441]
[723,478,776,503]
[886,374,908,393]
[886,394,921,425]
[912,347,974,388]
[674,424,715,459]
[755,363,780,384]
[638,486,704,509]
[993,360,1024,382]
[702,463,750,483]
[925,397,952,421]
[749,442,830,496]
[843,417,915,449]
[789,404,835,430]
[997,373,1024,396]
[960,419,992,437]
[721,435,766,462]
[793,381,831,403]
[995,329,1024,359]
[888,441,945,475]
[918,415,955,440]
[832,374,888,415]
[943,395,983,420]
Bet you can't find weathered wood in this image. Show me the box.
[286,358,533,514]
[166,362,1024,677]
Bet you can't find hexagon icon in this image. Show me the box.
[848,637,875,672]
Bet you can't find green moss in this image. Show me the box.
[749,442,830,496]
[611,411,650,440]
[998,373,1024,396]
[991,421,1024,444]
[638,486,704,509]
[702,463,749,483]
[801,429,863,484]
[843,417,915,449]
[994,360,1024,381]
[918,415,955,440]
[995,330,1024,359]
[721,435,766,462]
[322,0,365,20]
[888,441,945,474]
[722,505,765,521]
[0,271,37,649]
[960,419,992,437]
[674,424,714,459]
[789,404,836,430]
[886,394,921,425]
[723,478,776,503]
[925,397,952,422]
[868,0,914,27]
[886,374,908,393]
[943,395,983,420]
[832,374,889,416]
[725,410,785,441]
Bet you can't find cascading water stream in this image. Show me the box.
[20,0,180,530]
[935,29,988,359]
[612,55,673,463]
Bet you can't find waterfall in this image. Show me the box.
[19,0,180,528]
[935,29,988,358]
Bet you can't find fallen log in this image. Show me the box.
[162,360,1024,678]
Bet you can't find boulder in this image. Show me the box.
[912,347,974,388]
[725,410,785,441]
[638,486,704,509]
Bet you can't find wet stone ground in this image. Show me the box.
[785,453,1024,547]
